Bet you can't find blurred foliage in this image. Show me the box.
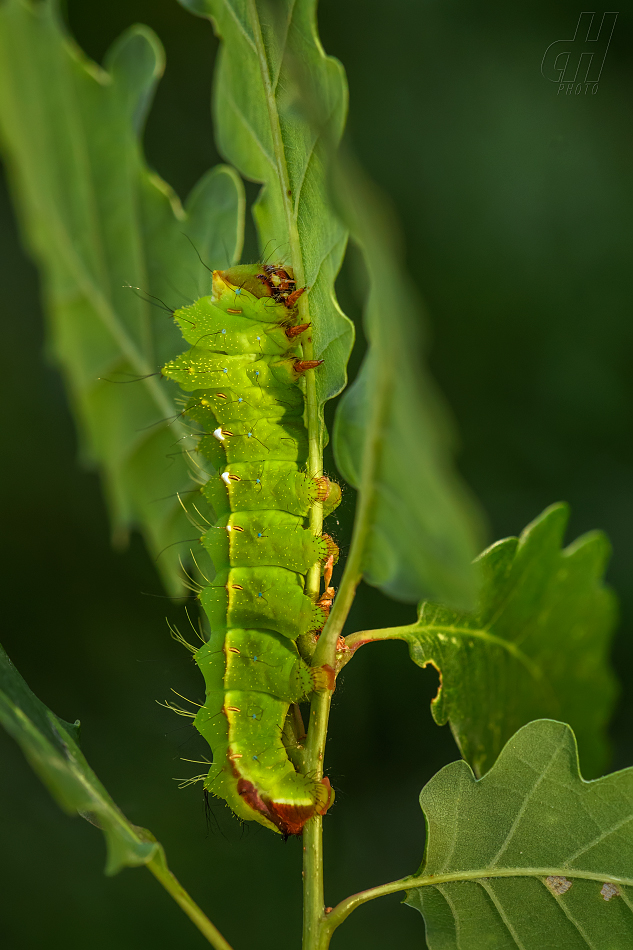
[0,1,632,949]
[332,151,483,607]
[0,1,243,596]
[0,643,160,875]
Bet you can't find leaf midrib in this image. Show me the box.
[407,866,633,889]
[351,623,543,682]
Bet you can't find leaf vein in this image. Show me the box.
[414,624,543,681]
[488,732,568,867]
[565,813,633,865]
[540,880,601,949]
[479,881,528,950]
[223,85,276,172]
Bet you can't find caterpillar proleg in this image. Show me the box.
[163,264,341,836]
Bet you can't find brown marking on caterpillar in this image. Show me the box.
[321,534,339,564]
[221,471,240,484]
[310,665,336,692]
[227,308,242,314]
[285,322,310,339]
[294,359,324,375]
[284,287,305,309]
[313,777,334,816]
[314,476,331,502]
[228,647,241,655]
[315,555,336,618]
[235,775,299,835]
[255,265,306,310]
[235,771,334,837]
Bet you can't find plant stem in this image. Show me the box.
[301,686,332,949]
[302,816,324,950]
[312,350,392,674]
[147,850,234,950]
[299,333,389,947]
[301,335,391,946]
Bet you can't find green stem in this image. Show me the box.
[301,687,331,949]
[318,876,414,948]
[302,816,324,950]
[311,395,387,670]
[312,331,392,674]
[344,625,542,679]
[318,863,633,947]
[147,851,234,950]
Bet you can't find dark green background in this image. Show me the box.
[1,1,632,947]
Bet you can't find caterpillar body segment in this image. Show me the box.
[202,461,319,518]
[162,266,340,836]
[199,418,308,466]
[200,566,328,639]
[172,297,299,353]
[202,511,337,574]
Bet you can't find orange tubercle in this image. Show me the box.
[294,359,324,375]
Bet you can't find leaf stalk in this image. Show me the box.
[147,851,234,950]
[317,864,633,947]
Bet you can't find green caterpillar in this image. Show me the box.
[162,264,341,836]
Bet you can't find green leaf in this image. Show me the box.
[0,642,158,874]
[405,719,633,950]
[346,504,618,777]
[179,0,354,413]
[0,0,244,594]
[331,155,483,608]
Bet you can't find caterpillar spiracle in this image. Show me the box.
[162,263,341,836]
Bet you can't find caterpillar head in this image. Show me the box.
[213,267,291,324]
[215,264,269,298]
[214,264,306,315]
